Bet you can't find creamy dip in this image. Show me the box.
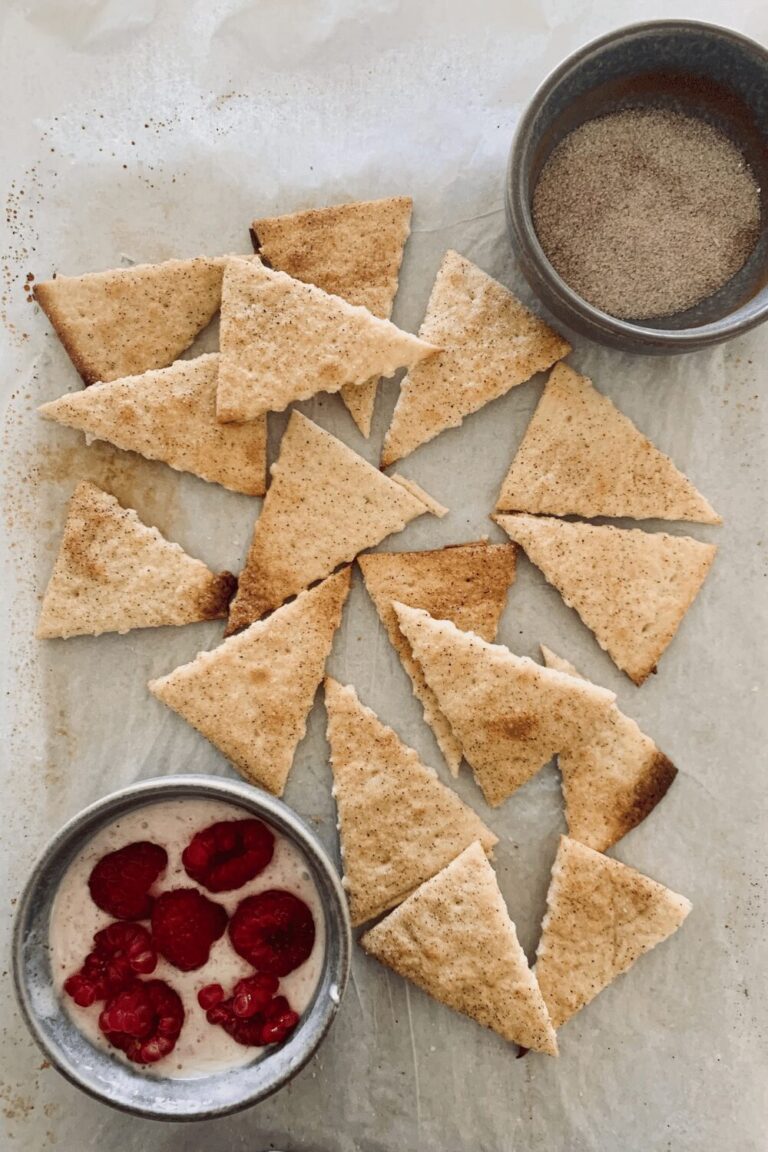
[49,797,325,1079]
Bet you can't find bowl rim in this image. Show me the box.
[12,773,352,1122]
[507,18,768,349]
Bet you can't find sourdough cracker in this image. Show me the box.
[359,542,516,774]
[496,514,717,684]
[361,842,558,1055]
[535,837,691,1028]
[252,196,413,435]
[39,354,266,496]
[325,679,496,925]
[149,569,350,795]
[381,250,570,465]
[37,482,234,639]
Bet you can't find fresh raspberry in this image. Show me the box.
[88,841,168,920]
[231,973,279,1018]
[182,819,275,893]
[228,890,315,976]
[101,979,184,1064]
[63,922,157,1006]
[260,996,300,1045]
[151,888,227,971]
[197,983,225,1011]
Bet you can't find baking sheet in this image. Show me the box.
[1,1,766,1149]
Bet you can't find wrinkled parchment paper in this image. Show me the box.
[1,1,766,1149]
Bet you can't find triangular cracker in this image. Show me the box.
[361,842,558,1055]
[252,197,413,435]
[495,514,717,685]
[325,679,497,926]
[359,542,516,775]
[227,412,444,633]
[38,354,266,496]
[37,482,235,639]
[496,364,720,523]
[393,604,615,806]
[149,569,350,795]
[540,646,677,851]
[535,837,691,1029]
[216,257,436,423]
[381,251,570,466]
[33,256,230,385]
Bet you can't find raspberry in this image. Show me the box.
[231,973,279,1018]
[228,890,315,976]
[182,819,275,893]
[88,841,167,920]
[100,979,184,1064]
[63,922,157,1007]
[205,985,299,1048]
[151,888,227,971]
[197,983,225,1011]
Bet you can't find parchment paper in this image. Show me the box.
[1,2,766,1149]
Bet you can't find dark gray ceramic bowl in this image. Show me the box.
[507,20,768,353]
[12,775,351,1121]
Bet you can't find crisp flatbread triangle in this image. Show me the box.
[149,569,350,795]
[535,836,691,1029]
[227,411,444,633]
[324,678,497,926]
[361,842,558,1055]
[380,250,571,466]
[359,542,516,775]
[38,354,266,497]
[496,364,720,523]
[216,257,436,423]
[33,256,230,385]
[539,646,677,851]
[37,481,235,639]
[495,514,717,685]
[252,197,413,435]
[393,604,615,806]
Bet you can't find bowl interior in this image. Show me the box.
[13,777,350,1121]
[521,22,768,331]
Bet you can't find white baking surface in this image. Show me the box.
[0,1,766,1149]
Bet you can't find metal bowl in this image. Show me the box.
[506,20,768,353]
[12,775,351,1121]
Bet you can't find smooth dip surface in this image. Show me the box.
[49,797,325,1079]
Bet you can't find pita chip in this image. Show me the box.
[535,836,691,1029]
[325,679,497,926]
[381,251,570,466]
[539,646,677,851]
[37,481,235,639]
[393,604,615,806]
[216,257,436,423]
[495,514,717,685]
[496,364,720,523]
[33,256,230,385]
[359,542,516,775]
[38,354,266,496]
[149,569,350,795]
[361,842,558,1055]
[252,196,413,435]
[227,412,444,633]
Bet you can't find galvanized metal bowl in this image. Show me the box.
[12,775,351,1121]
[506,20,768,353]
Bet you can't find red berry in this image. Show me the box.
[197,983,225,1010]
[100,979,184,1064]
[182,819,275,893]
[88,841,167,920]
[228,890,315,976]
[231,973,279,1018]
[204,986,300,1047]
[151,888,227,971]
[260,995,300,1045]
[63,922,157,1006]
